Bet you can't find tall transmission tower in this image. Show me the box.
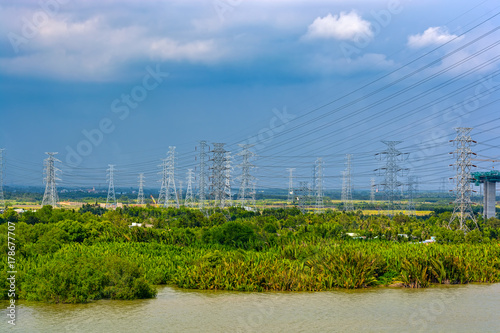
[449,127,478,231]
[406,176,417,216]
[315,158,324,212]
[185,168,195,208]
[210,143,229,209]
[375,141,408,216]
[237,144,256,207]
[137,173,145,205]
[370,178,376,203]
[341,154,354,212]
[106,164,116,208]
[286,168,295,205]
[165,146,179,208]
[42,152,60,207]
[158,158,167,205]
[198,141,208,210]
[225,151,233,207]
[298,181,309,213]
[0,149,5,209]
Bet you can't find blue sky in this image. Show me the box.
[1,0,499,193]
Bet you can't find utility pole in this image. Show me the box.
[237,144,256,208]
[42,152,60,207]
[449,127,478,231]
[165,146,179,208]
[341,154,354,212]
[198,141,208,210]
[137,173,145,205]
[0,149,4,209]
[210,143,229,209]
[185,168,195,208]
[315,158,324,213]
[286,168,295,205]
[375,141,408,216]
[106,164,116,208]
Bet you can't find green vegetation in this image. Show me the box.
[1,204,499,303]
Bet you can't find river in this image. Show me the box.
[2,283,500,332]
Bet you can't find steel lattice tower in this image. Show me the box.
[370,178,376,203]
[298,181,309,213]
[198,141,208,210]
[42,152,60,207]
[106,164,116,208]
[341,154,354,212]
[315,158,324,212]
[376,141,408,216]
[158,158,167,205]
[237,144,256,207]
[449,128,478,231]
[165,146,179,209]
[185,168,195,208]
[210,143,229,209]
[406,176,417,216]
[225,151,233,207]
[286,168,295,205]
[0,149,5,209]
[178,180,183,205]
[137,173,145,205]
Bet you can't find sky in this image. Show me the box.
[1,0,500,193]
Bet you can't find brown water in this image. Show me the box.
[2,284,500,332]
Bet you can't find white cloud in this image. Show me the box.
[407,26,461,48]
[304,11,373,41]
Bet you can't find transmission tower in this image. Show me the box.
[137,173,145,205]
[315,158,324,212]
[225,151,233,207]
[164,146,179,208]
[178,180,183,205]
[298,181,309,213]
[106,164,116,208]
[237,144,256,207]
[185,168,195,208]
[286,168,295,205]
[42,152,60,207]
[406,176,417,216]
[449,128,478,231]
[375,141,408,216]
[198,141,208,210]
[210,143,229,209]
[0,149,5,209]
[370,178,376,203]
[341,154,354,212]
[158,158,167,205]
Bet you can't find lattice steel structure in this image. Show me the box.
[225,151,233,207]
[198,141,208,210]
[298,181,309,213]
[341,154,354,212]
[286,168,295,205]
[237,144,256,207]
[370,178,376,203]
[158,158,167,205]
[185,168,195,208]
[137,173,145,205]
[178,180,183,205]
[449,128,478,231]
[375,141,408,216]
[210,143,229,209]
[164,146,179,208]
[315,158,324,212]
[42,152,60,207]
[106,164,116,208]
[0,149,4,209]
